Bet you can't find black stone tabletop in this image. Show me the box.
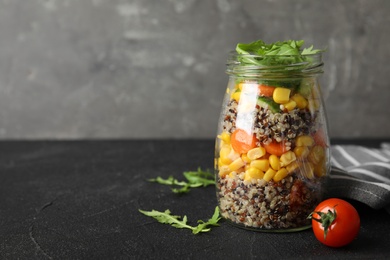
[1,140,389,259]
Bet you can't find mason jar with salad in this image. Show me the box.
[215,40,330,232]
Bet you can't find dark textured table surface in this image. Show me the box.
[1,139,390,259]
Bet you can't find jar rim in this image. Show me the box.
[226,51,324,76]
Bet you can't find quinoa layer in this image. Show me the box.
[223,99,318,149]
[217,172,322,230]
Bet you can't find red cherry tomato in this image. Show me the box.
[310,198,360,247]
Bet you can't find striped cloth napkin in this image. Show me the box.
[328,143,390,213]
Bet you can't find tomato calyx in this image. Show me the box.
[308,205,338,240]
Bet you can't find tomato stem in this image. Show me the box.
[308,205,338,240]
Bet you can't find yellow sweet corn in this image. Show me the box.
[286,161,300,173]
[293,146,310,159]
[280,151,296,167]
[219,131,231,144]
[269,154,281,170]
[313,158,327,177]
[273,168,289,182]
[295,135,314,147]
[273,87,291,104]
[219,165,230,177]
[250,159,270,172]
[246,167,265,180]
[241,153,251,163]
[291,93,308,109]
[308,145,325,165]
[247,147,266,160]
[263,168,277,182]
[232,91,241,102]
[219,145,232,165]
[228,157,245,171]
[283,99,297,111]
[244,172,252,181]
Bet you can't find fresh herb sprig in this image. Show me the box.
[235,39,323,67]
[148,167,215,194]
[139,206,221,234]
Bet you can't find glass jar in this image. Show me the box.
[215,51,330,232]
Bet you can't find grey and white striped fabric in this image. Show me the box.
[328,143,390,213]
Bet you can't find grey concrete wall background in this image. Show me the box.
[0,0,389,139]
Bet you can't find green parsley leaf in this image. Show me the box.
[139,206,221,234]
[148,167,215,194]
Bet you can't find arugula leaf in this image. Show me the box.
[183,168,215,186]
[301,45,319,55]
[148,167,215,194]
[139,206,221,234]
[235,39,323,67]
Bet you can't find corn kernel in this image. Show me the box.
[295,135,314,147]
[232,91,241,102]
[229,157,245,171]
[286,161,300,173]
[314,158,327,177]
[219,132,231,144]
[273,87,291,104]
[250,159,270,172]
[263,168,276,182]
[269,154,280,170]
[301,162,314,179]
[308,145,325,165]
[241,153,251,163]
[280,151,296,167]
[273,168,289,182]
[219,145,232,165]
[218,165,230,177]
[247,147,266,160]
[291,93,308,109]
[246,167,265,179]
[283,99,297,111]
[244,172,252,181]
[293,146,310,159]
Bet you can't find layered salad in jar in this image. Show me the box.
[215,40,329,231]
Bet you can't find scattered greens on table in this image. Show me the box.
[140,168,220,234]
[147,167,215,194]
[139,206,221,234]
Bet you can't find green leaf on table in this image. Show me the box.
[148,167,215,194]
[139,206,221,234]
